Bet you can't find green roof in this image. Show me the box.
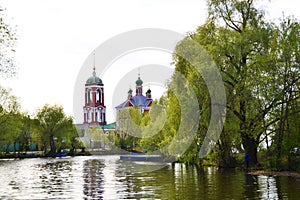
[136,77,143,86]
[86,76,103,84]
[101,122,116,130]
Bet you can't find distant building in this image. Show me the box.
[76,64,112,149]
[83,66,106,126]
[115,74,153,115]
[76,63,153,148]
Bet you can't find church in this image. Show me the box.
[80,66,153,130]
[75,61,154,149]
[115,73,153,115]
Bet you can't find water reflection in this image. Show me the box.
[37,160,72,195]
[258,175,279,199]
[0,157,299,199]
[83,159,104,199]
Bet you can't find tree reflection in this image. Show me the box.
[0,158,300,199]
[243,174,260,199]
[36,160,72,196]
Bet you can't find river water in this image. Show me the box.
[0,155,299,199]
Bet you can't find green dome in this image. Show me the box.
[86,75,103,84]
[146,89,151,94]
[128,88,133,94]
[136,77,143,86]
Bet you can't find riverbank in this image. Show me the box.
[248,170,300,177]
[0,150,91,159]
[0,148,137,159]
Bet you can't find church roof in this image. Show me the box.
[115,95,152,109]
[86,75,103,84]
[86,66,103,85]
[101,122,116,130]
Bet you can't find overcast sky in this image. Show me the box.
[0,0,299,123]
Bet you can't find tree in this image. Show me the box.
[201,0,278,166]
[269,16,300,169]
[0,8,17,77]
[163,0,299,167]
[115,108,143,150]
[139,101,167,152]
[0,85,21,153]
[17,114,33,153]
[0,85,19,126]
[34,104,77,157]
[3,112,33,156]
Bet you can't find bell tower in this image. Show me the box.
[83,54,106,125]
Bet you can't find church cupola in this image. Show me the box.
[146,88,152,99]
[128,88,133,100]
[86,69,103,85]
[135,74,143,96]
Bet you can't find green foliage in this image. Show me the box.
[186,0,300,167]
[135,0,300,170]
[0,85,21,152]
[115,108,142,150]
[268,17,300,170]
[0,85,37,156]
[80,126,110,150]
[34,104,77,157]
[138,102,167,152]
[117,108,142,138]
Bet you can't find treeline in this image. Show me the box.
[116,0,300,171]
[0,86,80,157]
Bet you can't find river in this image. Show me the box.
[0,155,299,199]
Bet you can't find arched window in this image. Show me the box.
[97,110,101,122]
[96,89,101,105]
[89,89,93,104]
[87,88,92,105]
[87,110,92,123]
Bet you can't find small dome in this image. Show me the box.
[128,88,133,94]
[146,89,151,94]
[136,77,143,86]
[86,75,102,84]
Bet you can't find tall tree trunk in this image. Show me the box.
[240,98,258,166]
[242,135,258,166]
[49,135,56,157]
[285,87,292,170]
[217,130,235,167]
[276,92,287,168]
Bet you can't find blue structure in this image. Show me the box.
[1,142,38,152]
[115,74,153,114]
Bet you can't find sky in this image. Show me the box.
[0,0,299,123]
